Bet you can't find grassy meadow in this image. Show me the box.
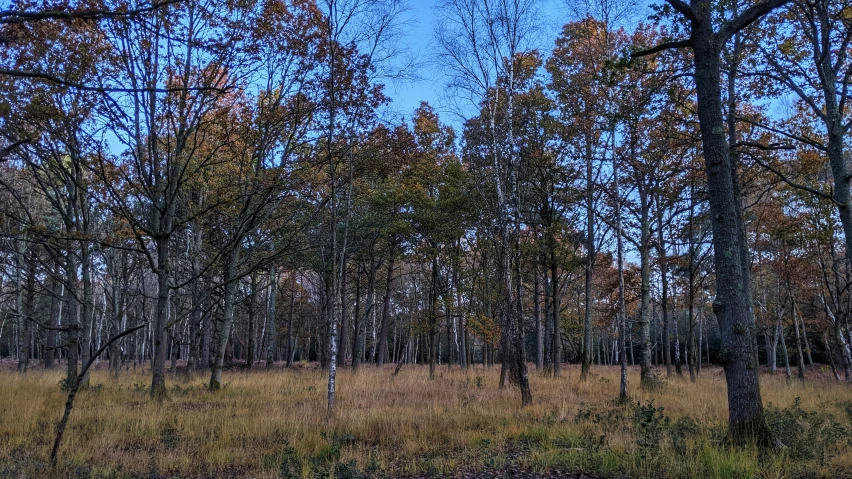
[0,364,850,478]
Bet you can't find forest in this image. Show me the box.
[1,0,852,477]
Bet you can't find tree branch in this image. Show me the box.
[750,154,833,201]
[732,140,795,151]
[0,69,230,93]
[719,0,793,43]
[50,323,147,467]
[0,138,30,160]
[665,0,698,23]
[632,39,691,58]
[0,0,181,24]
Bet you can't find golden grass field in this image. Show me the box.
[0,364,850,478]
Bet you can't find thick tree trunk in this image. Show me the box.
[151,236,171,400]
[79,246,93,387]
[818,24,852,283]
[691,13,770,443]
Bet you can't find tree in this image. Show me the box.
[746,0,852,376]
[548,17,619,381]
[437,0,539,406]
[93,0,252,399]
[636,0,789,445]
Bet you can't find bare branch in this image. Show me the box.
[0,0,181,24]
[0,68,231,93]
[632,39,691,58]
[750,154,833,201]
[0,138,31,160]
[719,0,792,43]
[665,0,698,23]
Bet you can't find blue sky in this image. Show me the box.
[381,0,656,129]
[381,0,573,126]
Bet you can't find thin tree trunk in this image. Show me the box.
[377,253,395,366]
[614,138,628,399]
[534,261,543,370]
[210,248,240,390]
[551,248,561,376]
[581,142,594,381]
[44,265,61,369]
[64,253,80,392]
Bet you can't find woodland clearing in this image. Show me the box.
[0,364,850,479]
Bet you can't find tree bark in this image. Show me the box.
[377,252,395,366]
[581,142,595,381]
[209,248,240,391]
[151,235,171,400]
[551,248,561,376]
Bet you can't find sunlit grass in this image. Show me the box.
[0,364,849,478]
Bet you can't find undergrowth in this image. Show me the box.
[0,365,849,478]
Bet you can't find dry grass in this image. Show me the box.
[0,364,850,478]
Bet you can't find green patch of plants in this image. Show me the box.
[765,397,851,463]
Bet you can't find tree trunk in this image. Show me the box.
[352,264,362,370]
[614,145,628,399]
[657,207,672,378]
[429,258,439,379]
[44,266,61,369]
[338,261,349,367]
[286,273,296,367]
[551,248,561,376]
[638,196,655,387]
[534,261,543,370]
[79,245,94,387]
[210,248,240,391]
[789,292,805,381]
[581,143,594,381]
[354,258,377,370]
[690,14,771,443]
[16,244,33,373]
[151,236,171,400]
[377,253,395,366]
[779,316,792,381]
[247,274,256,370]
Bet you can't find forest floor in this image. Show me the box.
[0,363,850,479]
